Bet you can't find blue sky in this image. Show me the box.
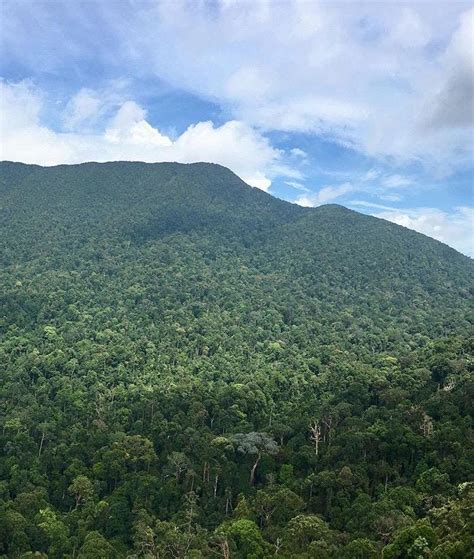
[1,0,473,255]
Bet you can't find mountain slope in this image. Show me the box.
[0,161,473,558]
[1,161,471,345]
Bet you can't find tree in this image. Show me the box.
[284,514,336,556]
[37,508,70,559]
[68,475,94,508]
[167,451,189,482]
[309,420,322,456]
[217,519,267,559]
[122,435,157,471]
[253,488,304,527]
[0,510,29,557]
[77,531,115,559]
[341,539,378,559]
[382,521,438,559]
[233,433,278,485]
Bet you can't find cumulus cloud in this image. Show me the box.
[105,101,172,147]
[3,0,473,174]
[63,89,103,131]
[129,1,472,173]
[350,201,474,256]
[0,81,282,191]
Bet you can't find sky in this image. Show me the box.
[1,0,473,255]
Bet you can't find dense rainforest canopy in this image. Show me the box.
[0,161,473,558]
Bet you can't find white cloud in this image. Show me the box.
[124,1,473,173]
[241,96,369,135]
[295,182,355,207]
[362,169,381,182]
[0,81,282,191]
[3,1,473,175]
[349,200,406,212]
[387,7,432,49]
[285,180,310,192]
[63,89,102,130]
[379,193,402,202]
[173,120,279,191]
[225,66,270,103]
[422,8,474,131]
[105,101,172,147]
[243,174,271,191]
[381,174,414,189]
[290,148,307,159]
[350,200,474,256]
[292,169,420,209]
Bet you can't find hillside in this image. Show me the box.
[1,161,473,558]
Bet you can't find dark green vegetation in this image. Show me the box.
[1,161,473,558]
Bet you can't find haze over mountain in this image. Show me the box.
[0,162,473,558]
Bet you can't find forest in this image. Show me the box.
[0,161,473,558]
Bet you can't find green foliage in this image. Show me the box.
[341,539,378,559]
[68,475,94,508]
[0,161,473,557]
[218,518,268,558]
[382,521,438,558]
[77,531,115,558]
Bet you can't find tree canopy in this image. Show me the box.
[0,161,473,558]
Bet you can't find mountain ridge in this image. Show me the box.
[1,160,471,342]
[0,160,470,261]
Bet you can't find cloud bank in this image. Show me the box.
[2,1,473,174]
[125,2,474,173]
[0,81,282,191]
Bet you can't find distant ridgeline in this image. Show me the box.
[1,161,473,558]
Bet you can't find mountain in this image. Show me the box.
[1,161,473,558]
